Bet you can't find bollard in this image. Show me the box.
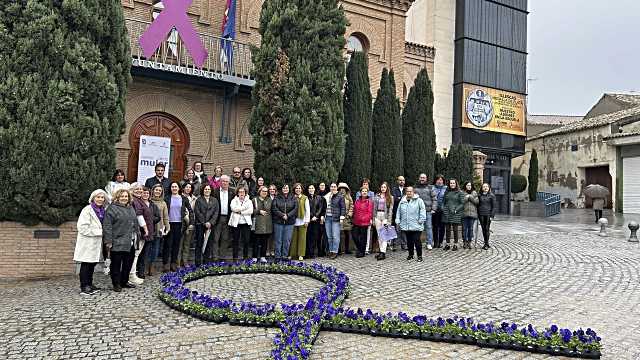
[629,221,639,243]
[598,218,608,237]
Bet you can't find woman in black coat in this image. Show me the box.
[306,184,326,259]
[194,184,220,265]
[477,183,496,250]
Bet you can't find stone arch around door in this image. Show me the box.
[128,112,190,183]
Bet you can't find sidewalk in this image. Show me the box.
[493,208,640,239]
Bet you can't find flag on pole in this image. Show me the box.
[220,0,236,72]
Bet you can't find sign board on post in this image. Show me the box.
[461,84,526,136]
[137,135,171,184]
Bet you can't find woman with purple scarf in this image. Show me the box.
[73,189,108,295]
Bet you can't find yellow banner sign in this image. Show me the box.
[461,84,526,136]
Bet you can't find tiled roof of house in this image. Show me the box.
[528,104,640,141]
[603,130,640,140]
[607,93,640,107]
[528,114,583,126]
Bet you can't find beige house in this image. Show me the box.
[513,93,640,213]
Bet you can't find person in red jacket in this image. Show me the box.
[352,188,374,258]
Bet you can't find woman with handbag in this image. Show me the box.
[373,182,394,260]
[252,186,272,262]
[74,189,108,295]
[229,186,254,261]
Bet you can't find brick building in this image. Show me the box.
[118,0,436,183]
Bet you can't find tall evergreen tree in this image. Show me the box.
[339,52,372,190]
[444,144,474,185]
[402,69,436,184]
[434,153,447,177]
[371,69,403,187]
[249,0,347,186]
[528,149,539,201]
[0,0,130,225]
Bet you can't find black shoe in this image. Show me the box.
[81,286,96,296]
[443,245,450,250]
[377,252,386,260]
[417,257,423,262]
[113,285,122,292]
[355,253,364,258]
[90,285,101,292]
[452,245,458,251]
[122,283,136,289]
[137,272,146,280]
[406,255,414,261]
[482,244,490,250]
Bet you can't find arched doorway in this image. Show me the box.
[128,112,190,183]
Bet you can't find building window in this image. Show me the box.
[152,1,179,57]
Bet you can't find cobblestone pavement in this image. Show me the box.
[1,229,639,359]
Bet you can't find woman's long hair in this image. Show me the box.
[463,181,474,194]
[111,169,126,182]
[379,182,393,207]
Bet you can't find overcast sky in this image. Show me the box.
[527,0,640,116]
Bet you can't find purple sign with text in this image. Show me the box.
[139,0,208,68]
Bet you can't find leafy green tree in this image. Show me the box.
[339,52,372,190]
[371,69,403,187]
[402,69,435,184]
[528,149,539,201]
[0,0,131,225]
[434,153,447,178]
[249,0,347,186]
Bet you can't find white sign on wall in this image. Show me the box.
[137,135,171,184]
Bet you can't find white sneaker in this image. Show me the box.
[259,257,267,263]
[251,258,258,262]
[298,256,304,261]
[129,274,144,285]
[427,245,433,250]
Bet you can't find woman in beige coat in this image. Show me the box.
[148,184,169,276]
[73,189,108,295]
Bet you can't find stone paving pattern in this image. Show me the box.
[1,224,639,359]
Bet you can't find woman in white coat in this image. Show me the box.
[73,189,108,295]
[229,186,254,261]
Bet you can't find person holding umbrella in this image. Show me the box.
[584,184,610,223]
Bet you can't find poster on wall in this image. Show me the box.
[462,84,526,136]
[137,135,171,184]
[491,176,506,195]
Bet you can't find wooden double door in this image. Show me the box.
[128,112,190,183]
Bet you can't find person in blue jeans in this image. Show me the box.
[323,183,346,259]
[414,173,437,250]
[461,181,479,249]
[271,184,298,260]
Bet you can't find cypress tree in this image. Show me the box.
[444,144,474,185]
[402,69,435,184]
[528,149,539,201]
[434,153,447,177]
[0,0,130,225]
[371,69,403,187]
[339,52,372,191]
[249,0,347,186]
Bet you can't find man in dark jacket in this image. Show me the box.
[212,175,235,260]
[414,173,438,250]
[144,163,171,195]
[391,176,407,251]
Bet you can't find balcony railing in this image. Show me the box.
[126,18,255,87]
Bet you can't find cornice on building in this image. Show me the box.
[358,0,416,12]
[405,41,435,60]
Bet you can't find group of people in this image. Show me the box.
[72,162,497,295]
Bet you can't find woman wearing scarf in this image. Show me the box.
[192,161,208,185]
[209,166,224,189]
[73,189,108,295]
[148,184,169,276]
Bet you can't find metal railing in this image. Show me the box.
[125,18,254,86]
[537,192,561,217]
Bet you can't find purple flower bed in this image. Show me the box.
[158,260,602,359]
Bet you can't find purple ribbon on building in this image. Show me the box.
[139,0,208,68]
